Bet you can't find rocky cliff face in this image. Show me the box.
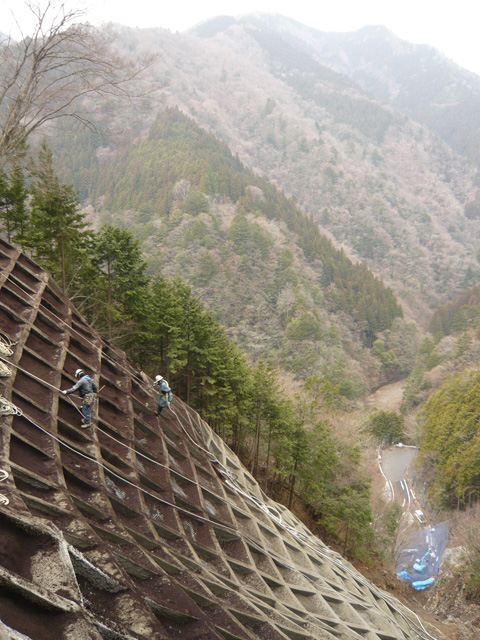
[0,237,446,639]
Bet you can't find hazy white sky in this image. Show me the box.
[1,0,479,75]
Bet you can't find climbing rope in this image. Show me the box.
[0,333,16,357]
[0,395,23,417]
[0,469,9,506]
[0,361,12,377]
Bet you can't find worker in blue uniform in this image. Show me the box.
[153,375,172,415]
[62,368,98,428]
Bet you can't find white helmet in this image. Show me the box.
[75,369,84,378]
[154,375,163,383]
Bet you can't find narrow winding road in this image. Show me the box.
[366,380,422,512]
[380,445,418,506]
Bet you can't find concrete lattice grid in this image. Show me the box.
[0,238,444,640]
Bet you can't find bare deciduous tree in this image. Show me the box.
[0,0,155,168]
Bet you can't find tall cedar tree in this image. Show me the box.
[92,225,150,353]
[0,168,29,244]
[27,143,92,293]
[146,275,250,440]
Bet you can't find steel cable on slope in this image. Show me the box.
[0,358,386,613]
[0,367,295,571]
[0,359,272,572]
[4,277,159,387]
[4,400,415,636]
[2,395,439,640]
[7,402,352,604]
[0,355,211,489]
[0,353,441,639]
[0,357,341,572]
[0,282,441,639]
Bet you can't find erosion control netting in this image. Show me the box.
[0,240,449,640]
[396,521,449,590]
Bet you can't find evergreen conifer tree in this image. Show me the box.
[92,225,150,350]
[0,168,29,244]
[27,142,92,293]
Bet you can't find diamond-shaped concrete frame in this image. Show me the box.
[0,238,444,640]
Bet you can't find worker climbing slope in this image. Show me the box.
[62,368,98,428]
[153,374,172,415]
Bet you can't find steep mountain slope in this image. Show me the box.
[48,18,480,327]
[184,16,480,319]
[0,239,447,640]
[268,19,480,169]
[429,284,480,336]
[63,108,406,393]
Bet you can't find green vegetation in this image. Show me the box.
[75,110,402,359]
[0,143,94,295]
[430,285,480,336]
[46,108,408,395]
[366,410,406,445]
[418,370,480,508]
[28,143,94,294]
[0,167,28,243]
[54,108,403,344]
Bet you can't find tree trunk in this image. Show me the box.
[60,230,66,292]
[251,399,262,475]
[107,258,112,341]
[287,458,299,509]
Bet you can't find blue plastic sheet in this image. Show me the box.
[395,521,448,590]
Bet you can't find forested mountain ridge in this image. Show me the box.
[185,15,480,317]
[74,107,407,394]
[297,23,480,168]
[210,15,480,166]
[46,15,480,328]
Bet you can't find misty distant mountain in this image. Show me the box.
[213,16,480,167]
[46,14,480,331]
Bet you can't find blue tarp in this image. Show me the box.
[395,521,448,590]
